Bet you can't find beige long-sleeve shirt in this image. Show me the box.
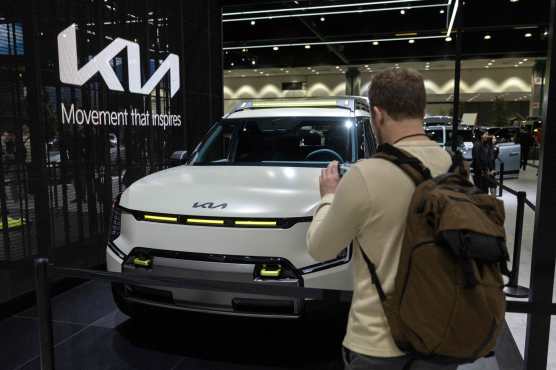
[307,138,452,358]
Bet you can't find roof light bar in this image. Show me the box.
[223,3,448,22]
[144,215,178,223]
[251,99,340,108]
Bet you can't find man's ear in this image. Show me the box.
[372,106,383,126]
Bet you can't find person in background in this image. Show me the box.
[472,131,493,193]
[519,128,533,171]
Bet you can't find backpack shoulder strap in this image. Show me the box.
[358,244,387,302]
[373,143,432,186]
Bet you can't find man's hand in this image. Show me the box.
[320,161,341,197]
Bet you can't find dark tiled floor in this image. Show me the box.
[1,281,522,370]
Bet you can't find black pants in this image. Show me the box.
[342,348,458,370]
[521,147,529,170]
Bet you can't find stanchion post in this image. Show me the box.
[499,162,504,197]
[34,258,55,370]
[504,191,530,298]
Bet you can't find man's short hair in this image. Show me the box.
[369,68,426,121]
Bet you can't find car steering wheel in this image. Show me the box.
[305,149,344,163]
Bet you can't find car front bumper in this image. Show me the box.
[106,245,352,319]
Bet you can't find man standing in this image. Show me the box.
[307,69,453,370]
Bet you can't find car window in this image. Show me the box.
[192,117,355,166]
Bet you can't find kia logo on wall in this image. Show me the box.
[57,24,180,97]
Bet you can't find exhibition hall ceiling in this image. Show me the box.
[221,0,550,68]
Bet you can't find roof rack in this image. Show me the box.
[227,96,370,116]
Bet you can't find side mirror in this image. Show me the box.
[170,150,189,165]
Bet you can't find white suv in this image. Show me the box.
[107,97,377,319]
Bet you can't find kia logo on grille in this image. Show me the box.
[193,202,227,209]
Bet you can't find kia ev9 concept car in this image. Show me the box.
[107,97,377,319]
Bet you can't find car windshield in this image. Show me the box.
[192,117,354,166]
[426,128,474,145]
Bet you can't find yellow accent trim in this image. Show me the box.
[260,265,282,277]
[144,215,178,222]
[133,257,152,267]
[234,220,277,227]
[252,100,339,108]
[0,216,24,230]
[187,218,225,225]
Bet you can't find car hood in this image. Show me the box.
[119,165,323,218]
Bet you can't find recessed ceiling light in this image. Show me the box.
[408,39,415,44]
[488,62,493,66]
[545,31,549,36]
[514,64,519,67]
[280,68,284,71]
[484,34,492,40]
[242,48,247,52]
[251,60,256,65]
[320,17,325,22]
[265,73,269,76]
[445,36,452,42]
[259,71,263,74]
[510,0,518,2]
[241,75,246,78]
[305,45,311,49]
[485,66,490,68]
[519,61,523,64]
[250,20,256,26]
[316,72,320,75]
[525,33,532,38]
[286,70,289,73]
[440,9,445,14]
[373,41,379,46]
[273,46,279,51]
[254,69,258,72]
[491,60,495,63]
[523,58,528,61]
[400,9,405,14]
[364,65,369,68]
[230,62,234,66]
[307,67,311,70]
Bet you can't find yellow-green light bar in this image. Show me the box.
[252,100,338,108]
[144,214,178,222]
[234,220,278,227]
[187,218,225,225]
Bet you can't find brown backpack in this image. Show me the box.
[361,144,509,366]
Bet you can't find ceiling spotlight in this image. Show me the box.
[242,48,247,52]
[488,62,493,66]
[485,65,490,68]
[484,34,492,40]
[525,33,532,38]
[265,73,269,76]
[320,17,325,22]
[491,60,495,63]
[519,61,524,64]
[514,64,519,67]
[545,31,549,36]
[316,72,320,75]
[251,60,256,65]
[254,69,258,72]
[445,36,452,42]
[373,41,379,46]
[523,58,529,61]
[280,68,284,71]
[250,20,256,26]
[335,66,340,69]
[286,70,289,73]
[273,46,279,51]
[305,45,311,49]
[510,0,519,2]
[241,75,246,78]
[440,9,445,14]
[364,65,369,68]
[259,71,264,74]
[400,9,406,14]
[408,39,415,44]
[307,67,311,70]
[230,62,235,66]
